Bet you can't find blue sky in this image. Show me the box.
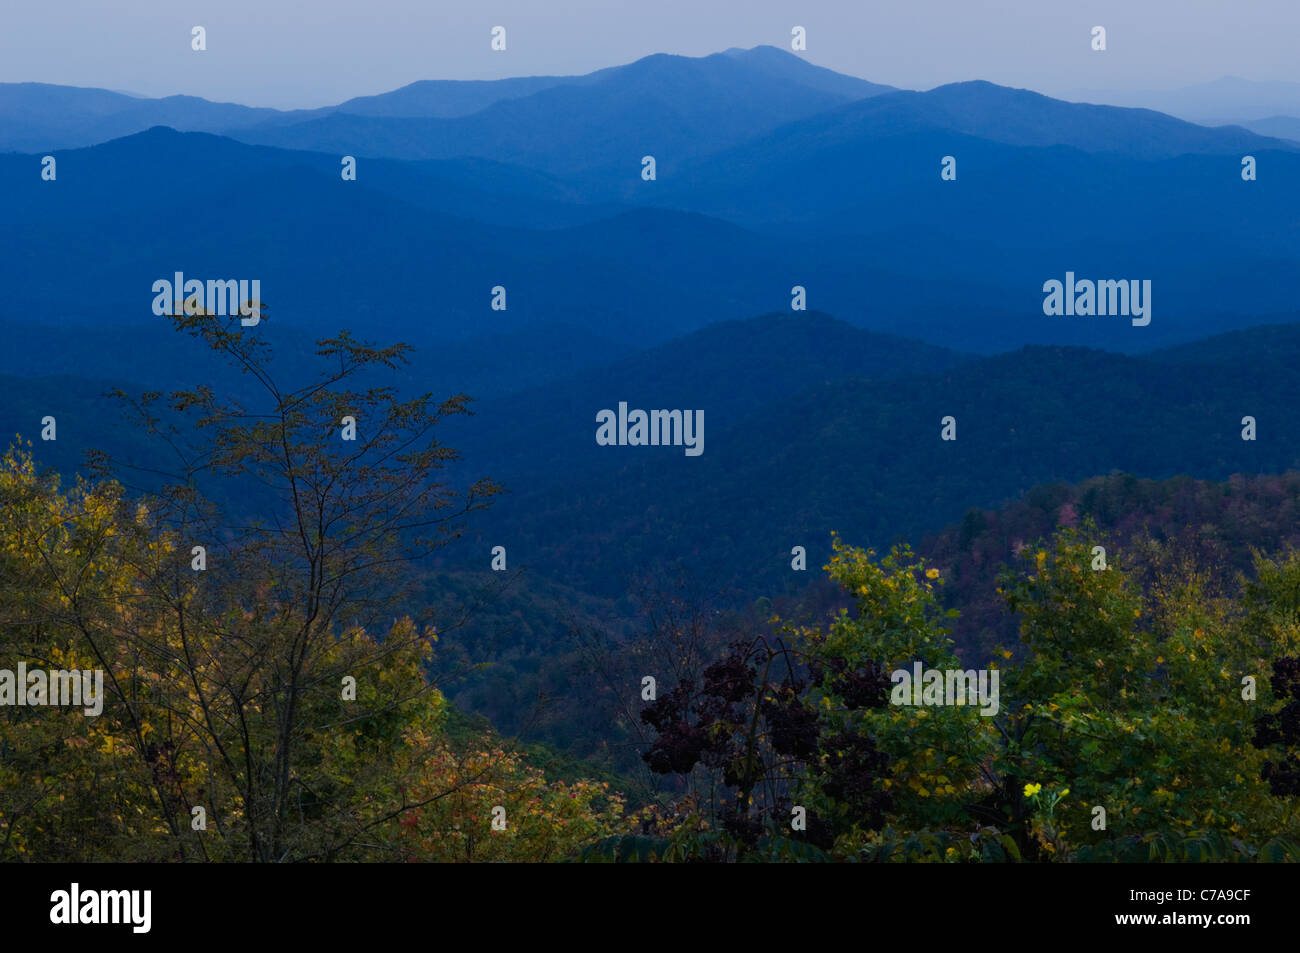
[1,0,1295,108]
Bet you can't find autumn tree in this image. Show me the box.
[0,306,607,861]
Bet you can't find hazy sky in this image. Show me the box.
[2,0,1296,108]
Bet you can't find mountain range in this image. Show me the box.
[5,45,1300,753]
[1061,75,1300,126]
[3,47,1299,365]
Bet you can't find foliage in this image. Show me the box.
[631,525,1300,861]
[0,310,617,862]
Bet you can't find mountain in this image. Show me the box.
[464,323,1300,602]
[760,81,1293,160]
[1237,116,1300,144]
[0,128,954,351]
[0,73,596,153]
[656,80,1296,222]
[223,48,896,186]
[0,82,281,152]
[226,72,1293,196]
[1060,76,1300,124]
[719,45,896,99]
[0,75,589,153]
[642,85,1300,341]
[0,124,619,230]
[1142,320,1300,369]
[0,46,894,169]
[8,60,1300,370]
[9,314,1294,607]
[329,45,892,120]
[7,114,1300,361]
[447,311,973,480]
[327,75,578,119]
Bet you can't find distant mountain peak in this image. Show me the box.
[723,44,798,58]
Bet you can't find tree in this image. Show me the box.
[624,526,1300,861]
[0,307,543,860]
[985,524,1298,860]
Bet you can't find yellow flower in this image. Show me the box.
[1059,788,1069,797]
[925,568,940,579]
[1023,782,1042,797]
